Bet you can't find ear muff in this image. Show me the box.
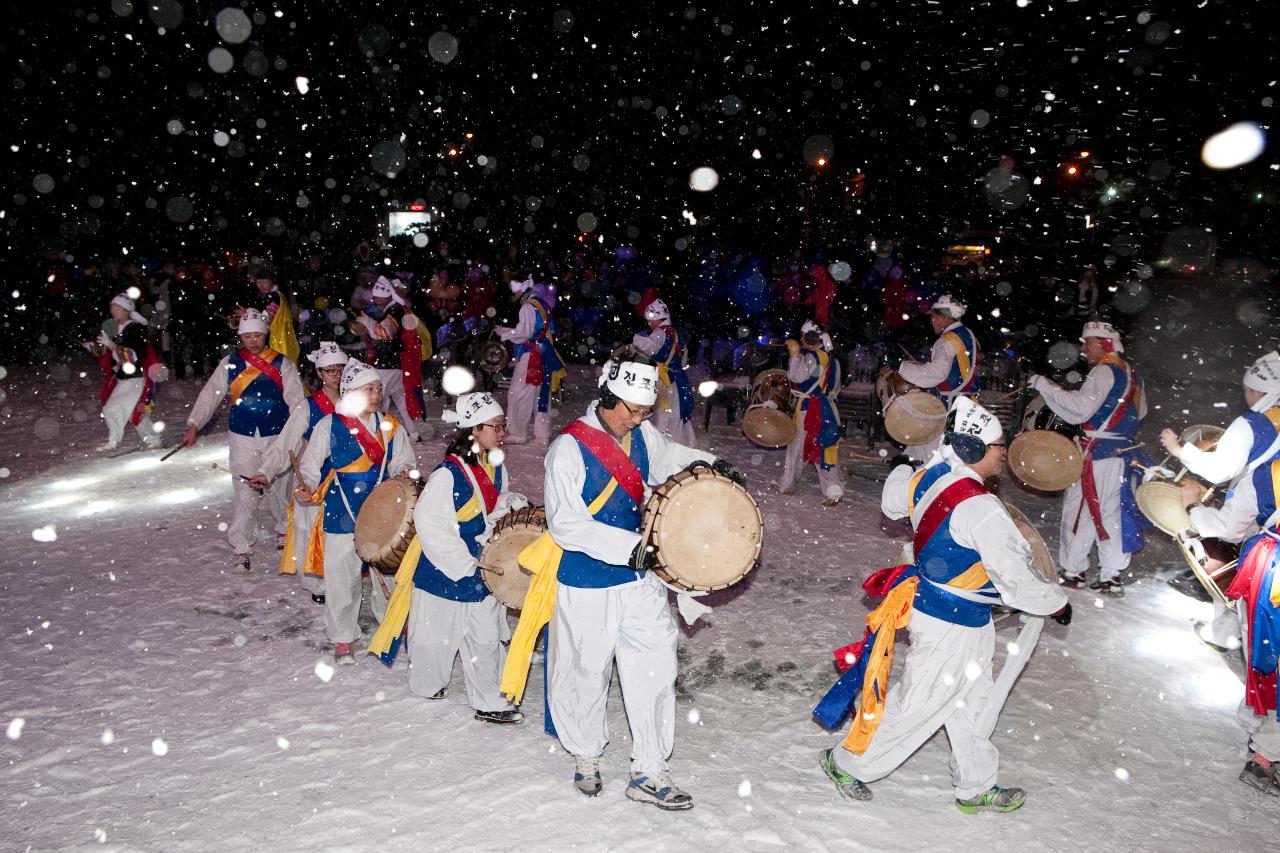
[944,431,987,464]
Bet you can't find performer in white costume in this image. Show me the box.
[776,325,845,506]
[631,298,697,447]
[496,276,564,445]
[897,294,981,461]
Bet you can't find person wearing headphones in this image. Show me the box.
[816,395,1069,813]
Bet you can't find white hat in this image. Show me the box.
[1244,351,1280,411]
[801,320,834,351]
[340,358,381,395]
[372,275,408,307]
[949,395,1004,445]
[931,294,966,319]
[307,341,348,368]
[443,392,504,429]
[644,299,670,322]
[238,308,270,336]
[110,293,148,326]
[1081,320,1123,353]
[510,276,535,295]
[599,359,659,406]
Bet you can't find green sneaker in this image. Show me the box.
[819,749,872,801]
[955,785,1026,814]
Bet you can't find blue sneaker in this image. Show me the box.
[625,772,693,811]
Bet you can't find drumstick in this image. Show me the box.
[288,451,311,494]
[844,448,891,463]
[160,444,184,462]
[211,463,255,485]
[1130,462,1167,477]
[1114,443,1145,453]
[898,344,920,364]
[478,563,506,576]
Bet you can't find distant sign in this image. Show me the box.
[388,211,432,237]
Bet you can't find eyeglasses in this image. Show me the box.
[620,401,654,420]
[482,422,508,433]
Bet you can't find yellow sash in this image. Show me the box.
[268,292,300,363]
[1265,406,1280,433]
[499,434,629,703]
[279,470,336,577]
[940,331,974,387]
[228,348,280,405]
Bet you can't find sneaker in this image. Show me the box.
[334,642,356,665]
[234,554,252,574]
[1059,571,1086,587]
[819,748,872,801]
[1239,756,1280,796]
[822,498,842,508]
[955,785,1026,814]
[625,771,693,811]
[310,593,326,605]
[574,755,603,797]
[1089,577,1126,594]
[429,687,448,700]
[275,533,286,551]
[474,709,524,724]
[1192,620,1233,653]
[95,441,119,452]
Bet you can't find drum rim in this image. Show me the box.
[741,406,797,448]
[354,479,421,565]
[883,391,947,446]
[643,472,763,591]
[1134,479,1192,537]
[1007,429,1084,492]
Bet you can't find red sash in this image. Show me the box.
[448,454,498,513]
[1227,536,1279,714]
[400,319,425,420]
[338,413,387,467]
[240,348,284,388]
[563,420,645,506]
[1074,361,1137,540]
[311,390,337,416]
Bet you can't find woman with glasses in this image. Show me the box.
[406,392,528,723]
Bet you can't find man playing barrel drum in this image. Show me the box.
[776,325,844,507]
[1161,350,1280,648]
[182,309,306,573]
[815,396,1070,812]
[1028,321,1146,592]
[542,359,745,809]
[248,341,349,605]
[298,359,416,665]
[631,298,697,448]
[896,294,981,461]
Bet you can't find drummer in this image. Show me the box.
[895,294,981,460]
[1029,321,1147,592]
[542,359,745,809]
[816,396,1070,811]
[248,341,348,605]
[396,393,527,722]
[496,275,566,446]
[298,358,417,665]
[1162,350,1280,647]
[776,325,845,507]
[631,299,696,447]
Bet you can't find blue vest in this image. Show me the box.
[653,327,694,421]
[322,414,393,535]
[1241,409,1280,468]
[1085,361,1144,459]
[908,464,999,627]
[305,394,334,481]
[225,351,290,437]
[558,427,651,588]
[414,459,506,602]
[934,324,981,396]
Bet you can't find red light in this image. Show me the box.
[1066,165,1078,175]
[816,157,827,167]
[408,203,425,212]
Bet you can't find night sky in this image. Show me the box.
[6,1,1277,265]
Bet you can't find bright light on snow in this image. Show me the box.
[737,779,752,797]
[442,366,476,395]
[32,525,57,542]
[101,728,114,745]
[1115,767,1130,782]
[276,736,290,750]
[687,708,701,724]
[49,476,98,491]
[157,488,201,505]
[1201,122,1265,169]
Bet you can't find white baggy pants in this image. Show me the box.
[548,573,678,774]
[284,500,324,597]
[777,426,845,500]
[322,533,365,644]
[227,433,290,556]
[407,589,513,712]
[653,407,697,449]
[102,377,158,447]
[506,354,550,442]
[1059,456,1128,582]
[834,609,1000,800]
[376,367,420,440]
[1236,598,1280,760]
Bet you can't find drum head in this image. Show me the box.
[1180,424,1224,451]
[478,341,508,373]
[1003,503,1058,583]
[883,391,947,446]
[1007,430,1083,492]
[647,471,763,591]
[354,479,420,568]
[751,369,792,410]
[479,508,545,610]
[1135,480,1191,537]
[742,407,797,448]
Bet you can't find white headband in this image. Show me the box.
[443,392,504,428]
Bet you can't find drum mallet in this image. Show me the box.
[211,463,257,485]
[159,444,184,462]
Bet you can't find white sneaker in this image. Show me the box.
[95,441,119,452]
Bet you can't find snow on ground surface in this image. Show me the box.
[2,295,1277,852]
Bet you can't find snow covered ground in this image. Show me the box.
[0,341,1274,852]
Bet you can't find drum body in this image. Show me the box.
[479,506,545,609]
[642,468,763,591]
[1003,502,1058,583]
[354,478,424,574]
[882,390,947,446]
[1008,398,1083,492]
[1177,534,1239,608]
[1135,480,1192,536]
[478,340,509,373]
[742,368,796,448]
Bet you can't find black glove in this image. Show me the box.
[712,458,748,488]
[1051,602,1072,626]
[683,459,714,475]
[629,540,659,572]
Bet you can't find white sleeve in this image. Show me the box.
[950,495,1069,615]
[1035,365,1113,425]
[787,352,816,383]
[880,463,917,520]
[280,360,307,409]
[187,357,232,429]
[386,427,417,477]
[415,467,479,581]
[639,421,716,483]
[299,416,331,491]
[544,434,641,566]
[497,303,537,343]
[1190,475,1259,543]
[1179,415,1253,485]
[632,328,665,356]
[898,337,954,390]
[257,404,310,480]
